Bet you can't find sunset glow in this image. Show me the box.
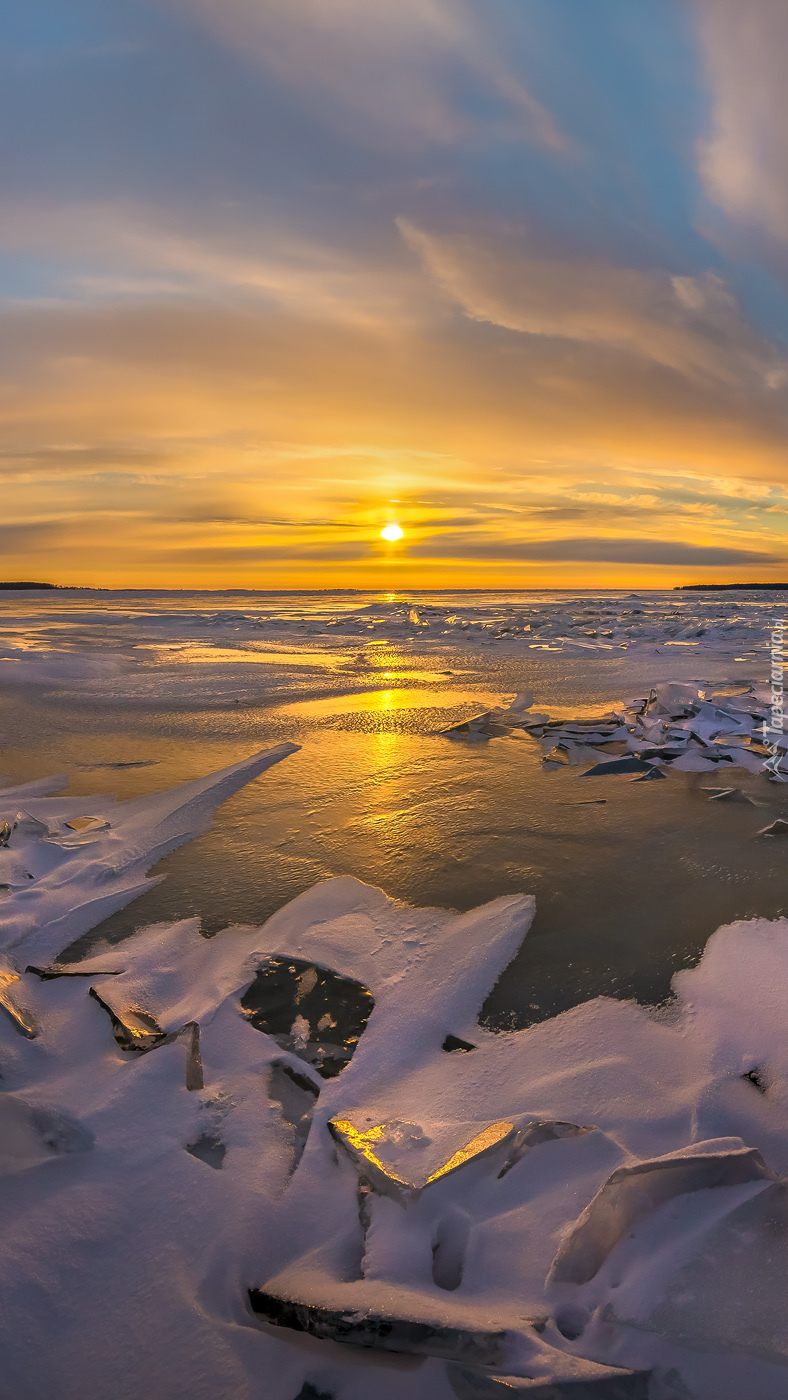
[2,2,788,587]
[380,524,404,542]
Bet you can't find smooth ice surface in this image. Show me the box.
[0,742,298,964]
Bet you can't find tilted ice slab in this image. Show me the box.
[0,742,299,966]
[450,679,783,781]
[4,855,788,1396]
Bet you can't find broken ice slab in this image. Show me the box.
[580,757,654,777]
[447,1362,650,1397]
[44,815,113,848]
[180,1021,204,1091]
[329,1115,515,1204]
[548,1140,774,1286]
[1,742,299,966]
[12,810,53,838]
[440,714,497,741]
[631,768,666,782]
[703,787,761,805]
[26,964,122,979]
[89,986,166,1052]
[268,1060,320,1171]
[63,816,110,833]
[544,747,571,766]
[249,1291,508,1365]
[240,957,374,1079]
[88,989,204,1086]
[757,818,788,836]
[497,1121,595,1180]
[0,822,13,847]
[0,969,38,1038]
[632,1179,788,1364]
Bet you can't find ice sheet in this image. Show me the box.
[2,589,787,1397]
[0,589,782,714]
[3,821,788,1396]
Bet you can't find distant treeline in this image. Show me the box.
[0,582,60,590]
[676,582,788,590]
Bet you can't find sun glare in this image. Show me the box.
[380,523,404,541]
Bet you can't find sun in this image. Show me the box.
[380,523,404,541]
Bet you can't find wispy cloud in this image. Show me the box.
[169,0,567,152]
[697,0,788,251]
[411,535,784,567]
[400,220,788,389]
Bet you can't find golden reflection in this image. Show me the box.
[425,1121,514,1183]
[0,971,38,1039]
[329,1119,411,1186]
[329,1116,515,1196]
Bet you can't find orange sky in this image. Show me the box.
[3,1,788,587]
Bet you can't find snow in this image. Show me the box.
[3,814,788,1395]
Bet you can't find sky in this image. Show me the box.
[4,0,788,589]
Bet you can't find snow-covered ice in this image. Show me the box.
[0,743,299,964]
[3,837,788,1395]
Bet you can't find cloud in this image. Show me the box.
[410,534,784,567]
[0,521,72,554]
[3,255,788,584]
[400,220,788,390]
[697,0,788,247]
[168,0,566,152]
[0,200,428,332]
[165,541,370,564]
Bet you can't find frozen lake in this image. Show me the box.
[1,587,785,1022]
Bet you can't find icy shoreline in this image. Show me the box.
[1,591,786,1396]
[2,746,788,1396]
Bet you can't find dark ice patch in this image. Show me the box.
[27,964,122,979]
[249,1292,507,1365]
[240,958,374,1079]
[186,1134,226,1170]
[581,757,654,777]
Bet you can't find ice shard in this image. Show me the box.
[548,1141,774,1286]
[329,1115,515,1205]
